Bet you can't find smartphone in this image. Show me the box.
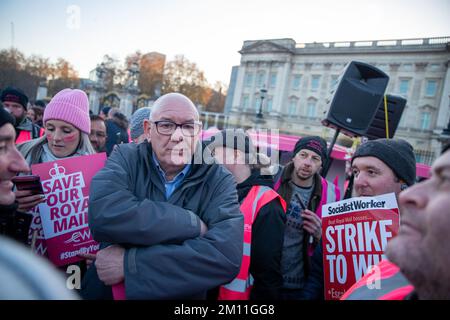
[11,175,44,195]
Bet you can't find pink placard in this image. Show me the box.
[31,153,107,266]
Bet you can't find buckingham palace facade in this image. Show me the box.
[224,37,450,165]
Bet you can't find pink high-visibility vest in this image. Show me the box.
[341,260,414,300]
[15,127,44,144]
[218,185,287,300]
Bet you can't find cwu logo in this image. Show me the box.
[64,229,91,244]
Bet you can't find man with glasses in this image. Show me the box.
[82,93,243,299]
[89,115,107,153]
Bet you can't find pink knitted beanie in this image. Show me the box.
[43,89,90,134]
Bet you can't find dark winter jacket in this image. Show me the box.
[300,239,324,300]
[82,141,244,299]
[276,162,324,278]
[0,202,32,245]
[105,114,129,155]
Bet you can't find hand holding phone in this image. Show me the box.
[12,175,44,195]
[12,175,46,211]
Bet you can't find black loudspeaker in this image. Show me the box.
[322,61,390,137]
[364,94,406,140]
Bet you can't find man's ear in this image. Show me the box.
[143,119,151,134]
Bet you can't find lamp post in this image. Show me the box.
[253,88,267,129]
[257,88,267,119]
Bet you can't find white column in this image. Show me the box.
[274,60,290,114]
[232,64,246,110]
[436,61,450,129]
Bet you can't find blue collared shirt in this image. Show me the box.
[152,152,191,199]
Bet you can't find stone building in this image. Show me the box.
[226,37,450,164]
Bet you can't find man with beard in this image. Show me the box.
[0,105,79,300]
[0,104,31,243]
[275,136,340,299]
[385,144,450,299]
[89,115,107,153]
[1,87,43,144]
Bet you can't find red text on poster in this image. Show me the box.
[32,153,107,266]
[321,193,400,300]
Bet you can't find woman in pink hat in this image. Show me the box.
[16,88,95,212]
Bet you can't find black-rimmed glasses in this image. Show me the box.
[151,120,202,136]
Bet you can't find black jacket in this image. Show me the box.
[0,202,32,245]
[105,117,129,156]
[237,170,286,300]
[300,239,324,300]
[82,142,243,300]
[276,162,323,279]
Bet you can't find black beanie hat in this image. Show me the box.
[208,129,256,155]
[34,100,47,108]
[293,136,328,162]
[0,86,29,110]
[352,138,416,186]
[0,102,16,127]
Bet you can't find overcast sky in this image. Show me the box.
[1,0,449,86]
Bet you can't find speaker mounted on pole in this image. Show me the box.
[322,61,390,137]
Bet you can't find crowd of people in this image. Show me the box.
[0,85,449,300]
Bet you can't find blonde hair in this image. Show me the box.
[18,132,95,165]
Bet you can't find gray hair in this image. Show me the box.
[18,132,95,165]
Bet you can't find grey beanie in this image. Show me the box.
[352,138,416,186]
[130,107,151,140]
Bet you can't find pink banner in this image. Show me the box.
[28,205,48,257]
[31,153,107,266]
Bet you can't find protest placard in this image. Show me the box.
[31,153,106,266]
[321,193,400,300]
[28,205,48,257]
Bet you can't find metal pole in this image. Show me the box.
[10,22,14,48]
[321,128,341,178]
